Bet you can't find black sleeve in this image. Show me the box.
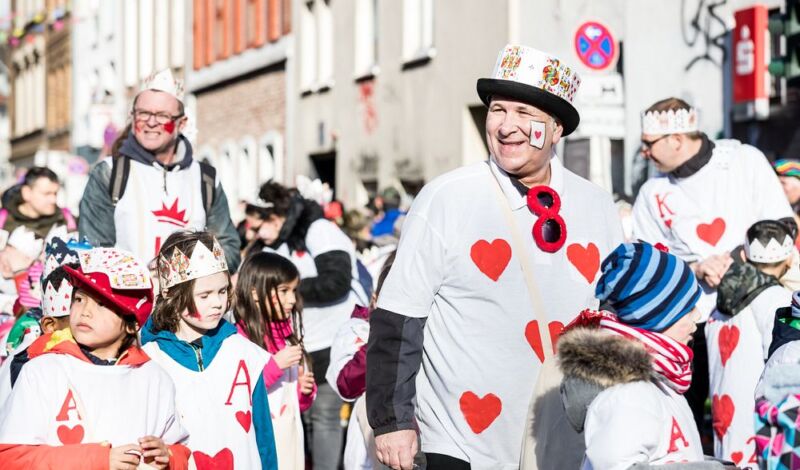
[299,250,352,305]
[366,307,426,436]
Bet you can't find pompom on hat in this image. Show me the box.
[64,248,154,327]
[477,44,581,135]
[595,242,701,332]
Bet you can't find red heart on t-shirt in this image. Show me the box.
[696,218,726,247]
[718,324,740,367]
[712,394,735,440]
[235,410,251,433]
[525,320,564,362]
[459,391,502,434]
[730,451,743,466]
[567,243,600,283]
[470,239,512,282]
[57,424,84,445]
[193,448,234,470]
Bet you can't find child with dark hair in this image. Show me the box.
[705,219,794,466]
[0,247,190,469]
[141,230,278,469]
[234,251,316,470]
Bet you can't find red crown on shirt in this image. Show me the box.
[152,198,189,227]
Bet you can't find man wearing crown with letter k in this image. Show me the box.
[78,69,241,273]
[366,45,623,470]
[632,97,794,434]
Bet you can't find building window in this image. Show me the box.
[402,0,434,65]
[354,0,378,79]
[300,0,333,93]
[299,1,317,90]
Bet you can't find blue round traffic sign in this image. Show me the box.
[574,21,617,71]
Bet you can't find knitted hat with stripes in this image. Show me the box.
[774,159,800,178]
[595,242,702,332]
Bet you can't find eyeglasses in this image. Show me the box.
[641,135,670,150]
[132,109,183,124]
[527,186,567,252]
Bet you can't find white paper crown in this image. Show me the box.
[745,235,794,263]
[158,238,228,289]
[489,44,581,104]
[43,278,73,318]
[140,69,185,102]
[296,175,333,205]
[8,226,44,260]
[641,108,699,135]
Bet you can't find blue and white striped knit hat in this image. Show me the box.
[595,242,702,332]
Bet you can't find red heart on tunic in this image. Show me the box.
[712,394,735,440]
[718,324,740,367]
[459,391,502,434]
[665,219,673,229]
[696,218,726,247]
[470,239,512,282]
[567,243,600,283]
[731,452,743,465]
[524,320,564,362]
[193,448,234,470]
[296,250,306,258]
[57,424,84,444]
[235,410,251,432]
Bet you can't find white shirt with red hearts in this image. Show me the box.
[376,156,623,469]
[143,335,269,469]
[582,380,703,470]
[705,285,790,468]
[631,140,793,321]
[0,353,188,448]
[265,219,367,353]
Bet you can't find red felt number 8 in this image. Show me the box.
[526,186,567,253]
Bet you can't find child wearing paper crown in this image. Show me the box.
[557,242,726,469]
[233,251,316,470]
[141,230,279,470]
[0,246,191,470]
[705,219,794,467]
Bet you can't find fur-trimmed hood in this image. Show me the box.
[558,327,653,433]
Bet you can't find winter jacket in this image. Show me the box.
[754,362,800,469]
[78,133,241,272]
[327,305,370,401]
[757,307,800,398]
[559,327,726,470]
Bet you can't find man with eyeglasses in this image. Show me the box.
[78,69,240,272]
[366,45,623,470]
[631,97,793,436]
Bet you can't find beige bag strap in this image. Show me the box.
[486,163,554,359]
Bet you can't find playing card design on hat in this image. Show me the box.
[79,248,151,290]
[140,68,185,102]
[158,238,228,289]
[641,108,699,135]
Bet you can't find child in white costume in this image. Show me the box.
[706,220,794,467]
[559,242,725,469]
[234,251,316,470]
[141,231,278,470]
[0,247,190,469]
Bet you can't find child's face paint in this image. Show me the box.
[529,120,546,149]
[176,272,230,342]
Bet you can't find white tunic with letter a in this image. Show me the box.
[143,335,269,469]
[632,140,792,320]
[106,157,208,266]
[0,353,187,447]
[583,380,703,470]
[377,156,623,469]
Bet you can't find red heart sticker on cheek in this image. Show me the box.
[162,120,176,133]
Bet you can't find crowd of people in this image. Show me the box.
[0,44,800,470]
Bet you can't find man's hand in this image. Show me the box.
[691,253,733,288]
[375,429,418,470]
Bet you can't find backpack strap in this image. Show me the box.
[198,161,217,215]
[108,156,131,207]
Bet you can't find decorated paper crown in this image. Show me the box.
[43,236,86,280]
[140,69,185,103]
[296,175,334,206]
[745,233,794,263]
[158,238,228,289]
[78,248,152,290]
[43,278,73,318]
[476,44,582,135]
[8,226,44,260]
[641,108,699,135]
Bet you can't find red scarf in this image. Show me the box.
[566,309,694,394]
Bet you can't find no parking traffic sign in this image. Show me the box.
[574,21,618,71]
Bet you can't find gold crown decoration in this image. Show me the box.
[158,238,228,289]
[745,235,795,263]
[641,108,699,135]
[140,69,185,102]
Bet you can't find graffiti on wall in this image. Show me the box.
[681,0,728,71]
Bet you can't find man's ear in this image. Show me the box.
[40,316,56,334]
[177,115,188,133]
[550,119,564,146]
[20,185,32,203]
